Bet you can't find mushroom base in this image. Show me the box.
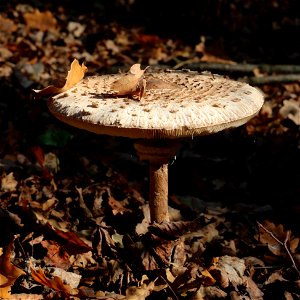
[134,140,180,223]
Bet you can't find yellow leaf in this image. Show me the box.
[0,274,11,299]
[33,59,87,98]
[63,59,88,91]
[0,238,26,298]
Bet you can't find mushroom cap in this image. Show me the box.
[47,69,264,139]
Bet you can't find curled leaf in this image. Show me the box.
[33,59,87,98]
[111,64,149,100]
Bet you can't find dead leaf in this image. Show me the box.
[193,286,227,300]
[124,282,154,300]
[279,99,300,125]
[209,255,246,288]
[256,220,299,256]
[29,260,78,296]
[33,59,87,97]
[245,277,264,300]
[92,225,118,257]
[51,268,81,289]
[49,225,92,255]
[7,294,43,300]
[41,240,71,270]
[0,16,17,33]
[108,196,131,215]
[23,10,57,33]
[111,64,149,100]
[0,238,26,297]
[1,172,18,192]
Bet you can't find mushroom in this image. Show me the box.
[47,66,264,223]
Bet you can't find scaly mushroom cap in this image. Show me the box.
[47,69,264,139]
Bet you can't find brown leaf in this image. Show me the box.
[209,255,246,288]
[245,277,264,300]
[23,10,57,33]
[33,59,87,98]
[29,260,77,296]
[256,220,299,256]
[49,225,92,255]
[1,172,18,192]
[5,294,43,300]
[111,64,148,100]
[41,240,71,270]
[92,225,117,257]
[0,238,26,297]
[125,282,154,300]
[0,16,17,33]
[108,196,131,215]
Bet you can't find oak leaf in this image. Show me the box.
[111,64,149,100]
[33,59,87,98]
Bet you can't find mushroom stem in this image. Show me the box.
[134,140,180,223]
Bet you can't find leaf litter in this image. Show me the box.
[1,1,300,299]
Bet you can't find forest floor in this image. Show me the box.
[1,1,300,299]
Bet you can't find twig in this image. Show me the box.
[159,275,179,300]
[257,222,300,276]
[245,74,300,85]
[175,62,300,75]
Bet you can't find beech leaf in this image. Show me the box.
[111,63,149,100]
[33,59,87,98]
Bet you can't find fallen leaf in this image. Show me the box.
[33,59,87,97]
[0,15,17,33]
[108,196,131,215]
[41,240,71,270]
[7,294,43,300]
[1,172,18,192]
[256,220,299,256]
[111,64,148,100]
[29,260,77,296]
[51,268,81,289]
[92,225,118,257]
[194,286,227,300]
[124,282,154,300]
[209,255,246,288]
[279,99,300,125]
[49,225,92,255]
[23,10,57,33]
[0,238,26,297]
[245,277,264,300]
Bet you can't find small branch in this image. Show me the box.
[159,275,179,300]
[245,74,300,85]
[175,62,300,75]
[257,222,300,276]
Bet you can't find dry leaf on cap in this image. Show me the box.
[111,64,149,100]
[33,59,87,98]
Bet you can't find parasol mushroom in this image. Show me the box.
[47,65,264,223]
